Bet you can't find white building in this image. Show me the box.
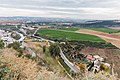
[0,29,25,47]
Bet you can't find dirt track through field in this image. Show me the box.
[76,29,120,49]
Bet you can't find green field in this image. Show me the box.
[83,27,120,33]
[59,27,120,33]
[37,29,105,42]
[59,27,79,31]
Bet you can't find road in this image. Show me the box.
[33,28,40,36]
[59,47,79,73]
[33,28,80,73]
[32,28,55,43]
[15,26,36,57]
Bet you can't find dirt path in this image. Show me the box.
[76,29,120,49]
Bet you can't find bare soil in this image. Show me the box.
[76,29,120,49]
[109,27,120,30]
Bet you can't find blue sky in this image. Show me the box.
[0,0,120,19]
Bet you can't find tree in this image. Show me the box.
[43,46,46,53]
[11,32,21,40]
[8,42,23,55]
[49,43,60,58]
[0,40,4,49]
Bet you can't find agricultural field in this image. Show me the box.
[37,29,105,42]
[58,27,120,33]
[113,32,120,36]
[83,27,120,33]
[59,27,79,31]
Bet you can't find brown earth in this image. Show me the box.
[76,29,120,39]
[0,20,22,24]
[109,27,120,30]
[76,29,120,49]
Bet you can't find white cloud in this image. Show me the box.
[0,7,48,17]
[0,0,120,19]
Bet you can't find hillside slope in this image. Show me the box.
[0,48,119,80]
[0,48,69,80]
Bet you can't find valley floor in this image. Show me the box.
[76,29,120,49]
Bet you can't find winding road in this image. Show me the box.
[32,28,80,73]
[59,47,80,73]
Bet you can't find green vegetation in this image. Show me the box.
[40,47,64,73]
[0,40,4,49]
[11,32,21,40]
[26,29,36,35]
[115,50,120,55]
[60,41,117,67]
[84,27,120,33]
[58,57,71,73]
[69,41,117,49]
[100,64,110,72]
[43,45,46,53]
[49,43,60,58]
[0,25,18,31]
[8,42,23,55]
[60,27,79,31]
[0,61,11,80]
[58,27,120,33]
[37,29,105,42]
[25,54,32,59]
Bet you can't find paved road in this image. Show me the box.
[32,28,80,73]
[21,27,80,73]
[33,28,40,36]
[59,47,79,73]
[32,28,55,43]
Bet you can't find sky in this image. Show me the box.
[0,0,120,20]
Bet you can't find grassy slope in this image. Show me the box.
[0,48,119,80]
[0,48,69,80]
[38,29,105,42]
[25,38,65,73]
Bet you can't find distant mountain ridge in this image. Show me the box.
[0,16,90,23]
[0,16,120,26]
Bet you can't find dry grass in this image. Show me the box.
[79,71,120,80]
[25,40,64,73]
[0,48,69,80]
[0,48,119,80]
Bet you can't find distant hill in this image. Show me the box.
[1,16,120,27]
[0,16,89,23]
[73,20,120,27]
[86,20,120,25]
